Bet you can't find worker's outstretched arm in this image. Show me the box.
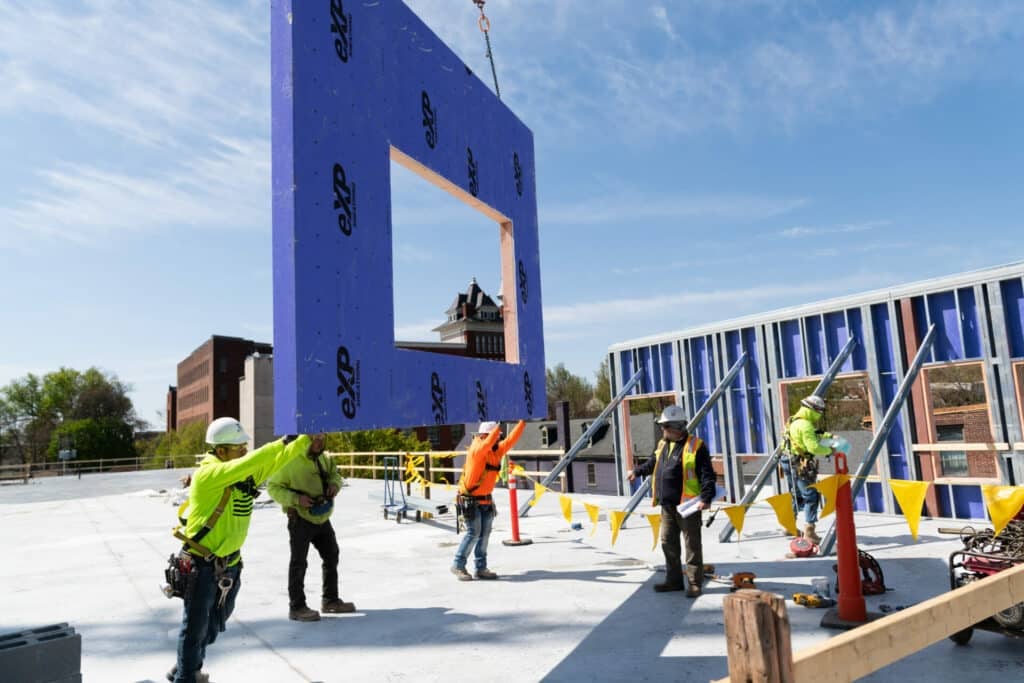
[496,420,526,456]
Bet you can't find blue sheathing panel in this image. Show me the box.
[690,336,720,453]
[745,326,766,452]
[853,486,867,512]
[847,308,867,371]
[958,288,982,359]
[823,311,849,372]
[659,343,676,392]
[779,319,804,378]
[911,296,931,360]
[639,346,654,394]
[805,315,825,375]
[936,484,952,517]
[1001,278,1024,358]
[619,351,635,393]
[772,323,784,379]
[871,303,909,479]
[271,0,545,431]
[866,482,883,512]
[953,485,985,519]
[928,290,962,361]
[726,331,749,453]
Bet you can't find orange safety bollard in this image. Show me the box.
[834,452,867,623]
[502,463,532,547]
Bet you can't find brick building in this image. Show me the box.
[169,335,273,432]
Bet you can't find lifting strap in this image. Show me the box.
[471,0,501,99]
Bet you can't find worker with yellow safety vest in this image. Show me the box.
[168,418,324,683]
[628,406,716,597]
[451,419,525,581]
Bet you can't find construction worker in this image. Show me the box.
[785,395,834,544]
[451,419,525,580]
[628,405,716,597]
[169,418,324,683]
[268,437,354,622]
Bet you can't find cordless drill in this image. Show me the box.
[792,592,835,608]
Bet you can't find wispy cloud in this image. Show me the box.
[651,6,678,41]
[543,194,807,226]
[543,272,887,333]
[779,220,889,238]
[0,1,268,247]
[410,1,1024,140]
[0,137,270,248]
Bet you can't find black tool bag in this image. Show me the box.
[163,551,198,600]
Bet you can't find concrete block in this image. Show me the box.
[0,623,82,683]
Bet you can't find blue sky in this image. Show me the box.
[2,0,1023,429]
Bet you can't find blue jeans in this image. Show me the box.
[174,558,242,683]
[453,504,495,572]
[794,475,820,525]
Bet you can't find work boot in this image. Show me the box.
[475,568,499,580]
[166,665,209,682]
[288,605,321,621]
[685,584,703,598]
[653,581,685,593]
[321,598,356,613]
[804,523,821,545]
[450,566,473,581]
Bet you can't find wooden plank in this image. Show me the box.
[711,563,1024,683]
[723,590,793,683]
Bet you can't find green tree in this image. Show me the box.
[324,429,430,480]
[593,358,612,413]
[48,418,135,464]
[1,367,142,464]
[545,363,596,418]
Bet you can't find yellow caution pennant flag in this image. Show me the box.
[889,479,930,541]
[559,494,573,524]
[766,493,799,537]
[724,505,747,538]
[646,513,662,551]
[609,510,627,546]
[584,502,601,536]
[982,485,1024,537]
[811,474,849,519]
[528,483,548,507]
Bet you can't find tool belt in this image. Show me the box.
[456,493,494,522]
[789,452,819,480]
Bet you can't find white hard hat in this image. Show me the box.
[801,396,826,413]
[656,405,688,427]
[206,417,249,446]
[475,420,499,435]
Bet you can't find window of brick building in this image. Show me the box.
[922,362,996,479]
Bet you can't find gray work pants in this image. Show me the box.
[660,504,704,587]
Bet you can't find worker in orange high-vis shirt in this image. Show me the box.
[451,419,525,581]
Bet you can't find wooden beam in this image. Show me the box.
[722,590,794,683]
[711,562,1024,683]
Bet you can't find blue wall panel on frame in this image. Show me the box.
[271,0,545,432]
[847,308,867,371]
[1001,278,1024,358]
[744,327,766,452]
[805,315,825,375]
[689,336,720,453]
[639,346,654,394]
[726,331,749,453]
[779,319,804,378]
[659,343,676,393]
[871,303,908,477]
[927,290,962,361]
[958,288,982,359]
[953,485,985,519]
[620,351,635,392]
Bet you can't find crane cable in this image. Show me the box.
[472,0,501,99]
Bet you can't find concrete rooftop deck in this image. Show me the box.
[2,470,1022,682]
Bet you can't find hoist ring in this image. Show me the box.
[478,15,491,33]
